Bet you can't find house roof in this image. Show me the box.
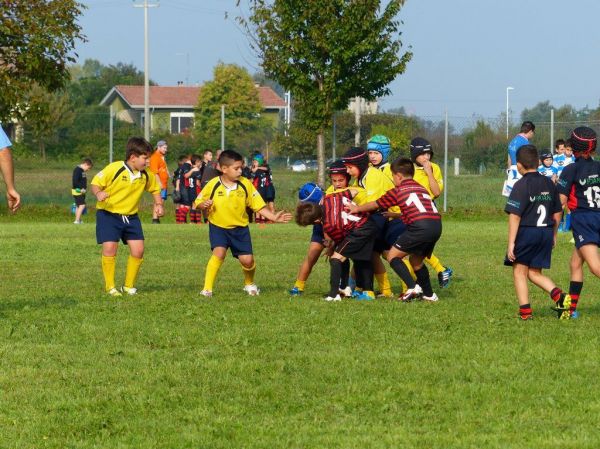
[100,85,286,109]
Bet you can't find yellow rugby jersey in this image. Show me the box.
[413,162,444,198]
[194,176,266,229]
[91,161,160,215]
[325,186,367,205]
[352,166,399,213]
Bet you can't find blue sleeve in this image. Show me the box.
[0,127,11,150]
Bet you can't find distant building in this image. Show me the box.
[100,85,286,134]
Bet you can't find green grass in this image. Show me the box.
[1,218,599,448]
[0,165,595,447]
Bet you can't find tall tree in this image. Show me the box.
[195,63,271,150]
[0,0,85,120]
[242,0,412,184]
[23,84,75,161]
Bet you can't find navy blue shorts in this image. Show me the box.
[374,218,406,253]
[311,224,324,244]
[571,210,600,249]
[209,223,253,258]
[505,226,553,269]
[96,210,144,244]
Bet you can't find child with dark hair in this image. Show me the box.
[296,185,378,302]
[505,144,569,320]
[347,158,442,302]
[557,127,600,318]
[194,150,292,297]
[90,137,163,296]
[250,153,276,224]
[538,150,558,183]
[72,158,93,224]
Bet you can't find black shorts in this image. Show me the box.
[336,219,378,261]
[393,219,442,257]
[504,226,553,269]
[73,194,86,206]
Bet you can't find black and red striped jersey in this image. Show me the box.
[322,190,369,243]
[557,157,600,212]
[376,179,441,225]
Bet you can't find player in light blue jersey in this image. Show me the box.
[553,138,575,178]
[507,121,536,181]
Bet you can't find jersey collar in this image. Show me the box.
[123,161,142,181]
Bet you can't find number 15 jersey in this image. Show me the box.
[505,172,562,226]
[557,157,600,212]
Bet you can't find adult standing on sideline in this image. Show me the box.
[507,121,536,180]
[149,140,169,224]
[0,125,20,213]
[503,121,535,197]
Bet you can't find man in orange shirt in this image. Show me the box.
[149,140,169,224]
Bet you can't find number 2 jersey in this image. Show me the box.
[322,189,369,243]
[505,172,562,226]
[375,179,441,226]
[557,157,600,212]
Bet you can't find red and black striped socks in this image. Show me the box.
[569,281,583,315]
[519,303,533,320]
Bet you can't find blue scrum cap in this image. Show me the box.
[298,182,324,204]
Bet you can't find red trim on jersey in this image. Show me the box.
[567,184,577,211]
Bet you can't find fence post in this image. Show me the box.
[550,108,554,151]
[443,109,448,213]
[221,104,225,150]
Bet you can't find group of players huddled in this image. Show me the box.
[292,135,453,302]
[505,125,600,320]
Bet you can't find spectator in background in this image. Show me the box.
[149,140,169,224]
[251,153,276,224]
[503,121,535,197]
[0,125,20,213]
[72,158,93,224]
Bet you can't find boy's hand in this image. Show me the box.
[382,211,402,219]
[197,199,213,210]
[346,203,359,214]
[421,160,433,175]
[273,210,292,223]
[507,242,516,262]
[154,203,164,217]
[96,191,109,201]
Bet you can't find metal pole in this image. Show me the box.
[332,112,336,160]
[443,109,448,213]
[109,105,114,163]
[133,0,158,141]
[550,108,554,151]
[506,87,514,139]
[221,104,225,150]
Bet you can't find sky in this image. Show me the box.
[75,0,600,120]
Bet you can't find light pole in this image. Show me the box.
[506,86,514,139]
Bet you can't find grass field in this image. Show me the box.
[1,167,600,448]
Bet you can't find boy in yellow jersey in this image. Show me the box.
[342,146,395,298]
[91,137,164,297]
[194,150,292,297]
[410,137,453,288]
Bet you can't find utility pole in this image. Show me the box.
[354,97,361,146]
[133,0,159,142]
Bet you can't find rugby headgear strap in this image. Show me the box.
[571,126,597,157]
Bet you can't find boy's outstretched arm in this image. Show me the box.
[507,213,521,262]
[346,200,378,214]
[256,207,292,223]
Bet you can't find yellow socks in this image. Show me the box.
[203,255,224,292]
[124,256,143,289]
[242,262,256,286]
[101,255,117,292]
[426,254,445,274]
[294,280,306,290]
[375,272,393,296]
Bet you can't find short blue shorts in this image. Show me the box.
[311,224,324,244]
[96,209,144,244]
[506,226,553,269]
[209,223,253,258]
[571,210,600,249]
[374,218,407,253]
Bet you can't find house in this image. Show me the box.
[99,85,287,134]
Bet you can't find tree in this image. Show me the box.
[23,84,75,160]
[242,0,412,184]
[195,63,272,151]
[0,0,85,120]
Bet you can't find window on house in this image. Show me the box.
[170,113,194,134]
